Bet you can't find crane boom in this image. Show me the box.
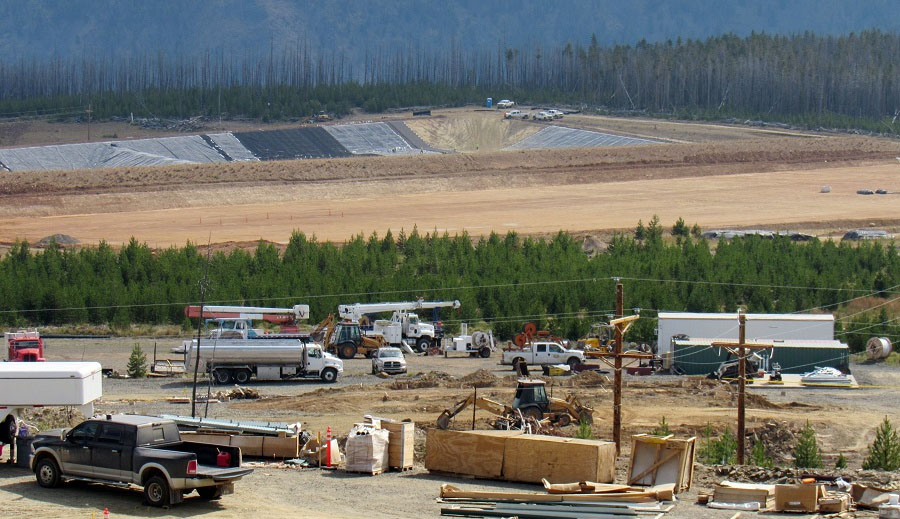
[185,304,310,324]
[337,299,460,321]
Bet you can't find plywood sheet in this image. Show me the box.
[502,435,616,484]
[425,429,521,478]
[628,434,695,492]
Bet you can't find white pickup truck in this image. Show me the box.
[501,341,585,370]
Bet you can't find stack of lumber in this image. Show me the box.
[439,483,676,518]
[426,428,616,484]
[382,420,414,470]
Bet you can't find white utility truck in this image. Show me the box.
[338,299,461,353]
[501,341,585,370]
[442,323,495,358]
[0,362,102,458]
[184,333,343,384]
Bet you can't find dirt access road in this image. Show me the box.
[0,110,898,247]
[2,338,899,518]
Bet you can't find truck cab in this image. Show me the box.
[6,330,45,362]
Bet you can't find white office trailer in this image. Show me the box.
[656,312,834,368]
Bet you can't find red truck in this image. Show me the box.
[6,330,45,361]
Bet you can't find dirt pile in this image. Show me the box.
[572,370,610,387]
[456,369,499,388]
[389,371,454,390]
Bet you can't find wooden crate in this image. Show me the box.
[382,421,415,470]
[627,434,696,493]
[502,435,617,484]
[425,429,522,479]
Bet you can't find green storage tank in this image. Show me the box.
[672,339,849,376]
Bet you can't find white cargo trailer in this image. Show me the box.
[657,312,834,367]
[0,362,102,446]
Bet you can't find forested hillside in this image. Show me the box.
[2,0,897,61]
[2,227,896,350]
[1,31,898,131]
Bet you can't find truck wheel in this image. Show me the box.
[233,369,252,384]
[321,367,338,383]
[338,343,357,359]
[197,486,223,500]
[415,337,430,353]
[144,475,171,507]
[213,369,232,385]
[34,457,61,488]
[567,357,580,369]
[479,347,491,358]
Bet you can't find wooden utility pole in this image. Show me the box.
[737,312,746,465]
[85,104,93,142]
[711,313,773,464]
[583,281,652,455]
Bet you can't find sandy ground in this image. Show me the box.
[1,161,897,247]
[1,338,899,518]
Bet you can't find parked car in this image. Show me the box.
[31,414,251,507]
[533,111,554,121]
[371,347,408,374]
[495,99,515,109]
[504,109,529,120]
[545,109,564,119]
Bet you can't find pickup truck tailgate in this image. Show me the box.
[196,465,254,481]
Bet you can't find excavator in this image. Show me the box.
[311,314,388,359]
[436,378,594,430]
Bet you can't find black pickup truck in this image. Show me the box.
[30,414,252,507]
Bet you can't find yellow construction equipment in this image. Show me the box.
[436,378,593,430]
[311,314,387,359]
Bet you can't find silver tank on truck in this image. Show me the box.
[185,340,308,372]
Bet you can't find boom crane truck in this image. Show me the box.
[338,299,461,353]
[185,304,310,333]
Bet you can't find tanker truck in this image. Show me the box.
[184,338,343,384]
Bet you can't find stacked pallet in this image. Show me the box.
[439,483,676,518]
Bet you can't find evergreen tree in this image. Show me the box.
[793,421,823,468]
[863,416,900,471]
[126,344,147,378]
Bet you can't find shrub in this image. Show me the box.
[699,423,737,465]
[863,416,900,471]
[651,416,671,436]
[671,218,688,237]
[835,453,848,469]
[575,419,594,440]
[126,343,147,378]
[750,439,774,468]
[793,420,823,468]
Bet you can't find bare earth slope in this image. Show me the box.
[0,112,898,247]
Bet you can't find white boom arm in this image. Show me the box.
[198,305,310,320]
[338,299,460,321]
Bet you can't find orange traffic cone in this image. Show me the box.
[325,426,332,467]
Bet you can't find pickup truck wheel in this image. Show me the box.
[321,367,338,383]
[34,457,61,488]
[566,357,580,369]
[213,369,232,385]
[479,347,491,358]
[415,337,430,353]
[144,475,170,507]
[233,369,252,384]
[197,486,223,500]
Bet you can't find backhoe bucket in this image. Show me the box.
[436,411,452,429]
